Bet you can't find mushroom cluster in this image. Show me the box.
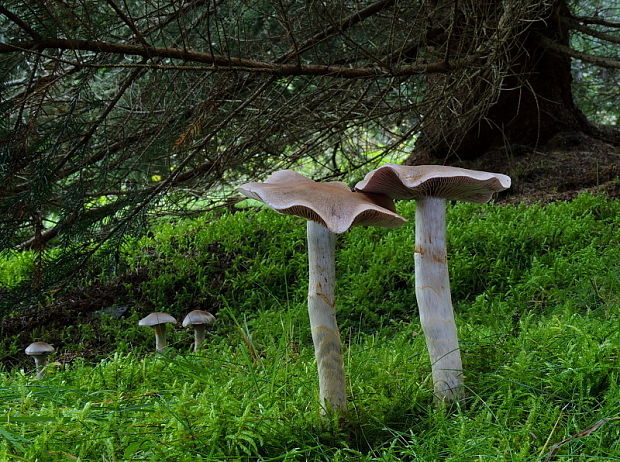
[138,310,216,352]
[22,163,510,410]
[25,309,217,378]
[240,165,510,408]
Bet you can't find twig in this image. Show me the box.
[537,34,620,69]
[571,15,620,29]
[543,417,620,462]
[0,6,42,40]
[0,38,478,77]
[563,17,620,44]
[539,404,568,459]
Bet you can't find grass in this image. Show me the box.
[0,193,619,460]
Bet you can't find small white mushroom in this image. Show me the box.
[182,310,216,351]
[25,341,55,379]
[138,312,177,351]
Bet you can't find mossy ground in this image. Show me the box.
[0,194,619,461]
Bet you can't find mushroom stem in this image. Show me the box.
[414,197,464,401]
[33,356,48,379]
[192,325,206,351]
[153,324,168,351]
[306,220,346,414]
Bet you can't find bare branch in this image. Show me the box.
[274,0,397,64]
[0,6,42,40]
[52,65,147,173]
[0,38,478,77]
[105,0,150,48]
[538,35,620,69]
[571,15,620,29]
[564,17,620,44]
[15,200,123,250]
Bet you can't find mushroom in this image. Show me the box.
[355,164,511,401]
[25,341,55,379]
[138,312,177,351]
[183,310,216,351]
[239,170,406,414]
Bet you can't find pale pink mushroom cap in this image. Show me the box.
[139,312,177,327]
[239,170,407,234]
[25,341,54,356]
[354,163,511,203]
[182,310,215,328]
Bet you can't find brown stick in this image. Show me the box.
[0,6,42,39]
[563,17,620,44]
[538,35,620,69]
[543,417,620,461]
[0,38,478,77]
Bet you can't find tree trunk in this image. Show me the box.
[408,0,602,164]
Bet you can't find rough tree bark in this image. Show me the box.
[408,0,618,164]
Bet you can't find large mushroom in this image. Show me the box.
[183,310,216,352]
[239,170,406,414]
[355,164,511,401]
[139,312,177,351]
[25,341,55,379]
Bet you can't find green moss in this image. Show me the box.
[0,194,619,460]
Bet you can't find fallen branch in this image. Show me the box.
[543,417,620,462]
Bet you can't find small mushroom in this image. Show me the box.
[25,341,55,379]
[239,170,406,414]
[356,164,511,401]
[183,310,216,351]
[138,312,177,351]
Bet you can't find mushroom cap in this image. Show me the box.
[138,312,177,327]
[25,341,55,356]
[238,170,407,234]
[354,164,511,203]
[182,310,216,328]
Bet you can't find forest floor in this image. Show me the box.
[457,131,620,204]
[2,130,618,369]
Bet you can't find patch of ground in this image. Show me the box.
[454,131,619,204]
[0,269,149,369]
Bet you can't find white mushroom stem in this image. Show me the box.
[306,220,346,414]
[32,356,48,379]
[414,197,464,401]
[153,324,168,351]
[192,325,206,351]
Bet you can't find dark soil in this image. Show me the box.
[0,269,151,368]
[2,131,618,370]
[455,131,620,204]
